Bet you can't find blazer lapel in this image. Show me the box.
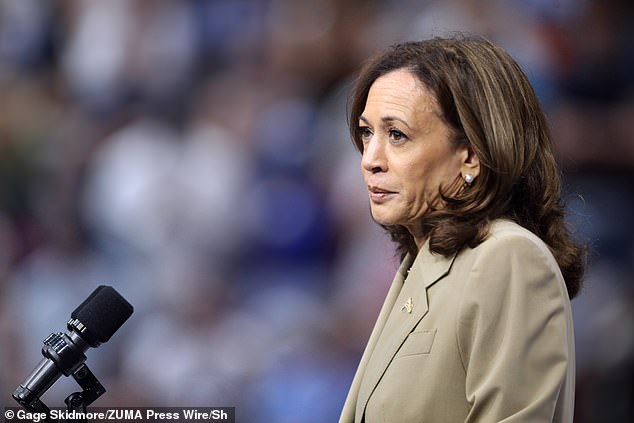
[339,254,413,423]
[354,244,457,421]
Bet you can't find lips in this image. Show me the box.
[369,186,395,194]
[368,185,396,202]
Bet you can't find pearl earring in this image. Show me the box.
[464,174,474,185]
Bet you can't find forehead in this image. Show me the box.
[363,69,439,120]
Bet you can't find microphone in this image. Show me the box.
[13,285,133,412]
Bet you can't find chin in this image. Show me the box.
[370,211,401,227]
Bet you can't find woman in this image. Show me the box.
[339,37,585,423]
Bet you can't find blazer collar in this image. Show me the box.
[339,254,413,423]
[354,242,457,422]
[407,239,458,290]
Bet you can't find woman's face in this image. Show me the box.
[359,69,468,238]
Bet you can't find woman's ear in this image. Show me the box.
[461,146,480,181]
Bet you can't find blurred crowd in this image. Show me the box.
[0,0,632,422]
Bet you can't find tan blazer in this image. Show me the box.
[339,220,575,423]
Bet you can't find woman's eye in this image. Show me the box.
[359,126,373,142]
[389,129,407,143]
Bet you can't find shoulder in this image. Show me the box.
[454,223,575,421]
[465,219,561,276]
[454,219,573,339]
[453,219,568,306]
[486,219,550,249]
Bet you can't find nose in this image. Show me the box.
[361,136,387,174]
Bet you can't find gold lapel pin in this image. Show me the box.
[401,297,414,314]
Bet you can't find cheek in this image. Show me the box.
[402,163,437,196]
[439,155,465,185]
[403,161,458,200]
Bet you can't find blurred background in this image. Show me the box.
[0,0,632,422]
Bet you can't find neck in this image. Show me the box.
[405,224,428,252]
[414,236,428,252]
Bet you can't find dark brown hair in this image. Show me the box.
[349,36,585,298]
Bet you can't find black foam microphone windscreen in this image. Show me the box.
[70,285,134,346]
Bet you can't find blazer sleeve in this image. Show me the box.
[456,233,573,422]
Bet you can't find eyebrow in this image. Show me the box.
[359,115,412,130]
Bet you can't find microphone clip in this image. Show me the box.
[13,331,106,422]
[65,363,106,416]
